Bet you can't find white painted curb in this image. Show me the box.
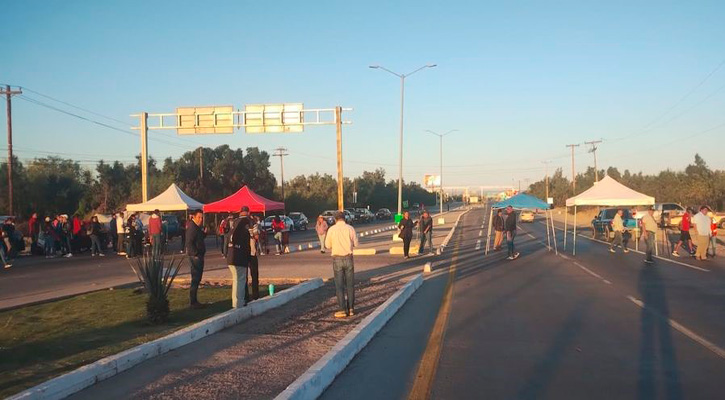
[275,273,423,400]
[10,278,325,400]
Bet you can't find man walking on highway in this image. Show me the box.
[226,207,251,308]
[641,208,658,264]
[325,211,359,318]
[316,215,329,254]
[186,209,208,308]
[504,206,519,260]
[418,210,434,255]
[609,209,629,253]
[672,207,695,257]
[398,211,415,259]
[692,205,712,262]
[493,209,505,251]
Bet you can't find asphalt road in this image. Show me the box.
[322,206,725,400]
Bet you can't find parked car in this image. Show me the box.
[520,211,535,223]
[376,208,392,220]
[345,208,363,223]
[321,210,337,226]
[632,203,685,227]
[288,212,308,231]
[343,210,354,224]
[359,208,375,223]
[592,208,637,239]
[162,215,181,239]
[261,215,294,233]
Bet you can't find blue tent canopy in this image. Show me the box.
[492,193,548,210]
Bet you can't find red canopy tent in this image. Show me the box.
[203,186,285,214]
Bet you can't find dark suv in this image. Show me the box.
[591,208,636,239]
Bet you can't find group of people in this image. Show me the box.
[492,206,521,260]
[607,205,718,264]
[186,207,262,309]
[397,210,435,258]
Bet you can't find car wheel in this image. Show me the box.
[591,224,598,238]
[302,224,307,231]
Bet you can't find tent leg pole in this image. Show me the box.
[485,206,494,255]
[215,214,219,249]
[546,209,551,250]
[573,206,577,256]
[551,210,558,255]
[564,207,568,250]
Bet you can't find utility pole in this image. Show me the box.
[2,85,22,216]
[542,160,551,201]
[335,106,344,210]
[273,147,289,201]
[585,140,603,182]
[565,144,580,193]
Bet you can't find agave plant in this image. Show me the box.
[129,254,183,324]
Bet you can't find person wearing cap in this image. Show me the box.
[672,207,695,257]
[325,211,359,318]
[692,205,711,261]
[226,206,251,308]
[640,208,658,264]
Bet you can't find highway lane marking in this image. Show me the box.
[475,240,481,251]
[539,221,710,272]
[408,212,464,400]
[478,230,483,237]
[572,262,612,285]
[627,296,725,360]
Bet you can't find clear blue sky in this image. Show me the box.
[2,0,725,190]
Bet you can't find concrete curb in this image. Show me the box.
[353,248,377,256]
[10,278,325,400]
[274,273,423,400]
[357,225,396,238]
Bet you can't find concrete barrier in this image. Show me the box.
[424,262,433,273]
[389,246,419,256]
[353,248,377,256]
[275,273,424,400]
[10,278,325,400]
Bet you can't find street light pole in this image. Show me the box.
[370,64,436,217]
[426,129,457,214]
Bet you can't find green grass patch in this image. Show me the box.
[0,286,265,397]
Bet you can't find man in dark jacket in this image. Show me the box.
[398,211,416,258]
[504,206,519,260]
[418,211,434,255]
[226,207,251,308]
[493,209,505,251]
[186,209,207,308]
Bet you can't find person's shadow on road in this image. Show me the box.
[637,265,683,400]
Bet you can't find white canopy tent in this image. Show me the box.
[564,175,654,255]
[126,183,204,212]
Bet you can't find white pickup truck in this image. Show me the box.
[632,203,685,228]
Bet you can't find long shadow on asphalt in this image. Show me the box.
[637,265,683,400]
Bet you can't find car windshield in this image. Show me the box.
[289,213,300,220]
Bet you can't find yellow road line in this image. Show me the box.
[407,218,462,400]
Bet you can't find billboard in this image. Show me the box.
[244,103,304,133]
[423,174,441,188]
[176,106,234,135]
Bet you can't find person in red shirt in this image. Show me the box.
[148,209,163,257]
[271,216,285,255]
[672,208,695,257]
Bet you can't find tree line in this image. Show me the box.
[0,145,435,219]
[527,154,725,210]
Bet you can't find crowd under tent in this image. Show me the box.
[485,193,557,255]
[564,175,655,255]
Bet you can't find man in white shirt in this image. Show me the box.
[609,209,629,253]
[640,208,658,264]
[325,211,359,318]
[692,205,712,261]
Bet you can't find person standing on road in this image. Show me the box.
[220,215,233,257]
[247,213,261,302]
[186,209,208,308]
[109,214,118,253]
[226,207,251,308]
[418,210,434,255]
[88,216,105,257]
[641,208,658,264]
[672,208,695,257]
[504,206,519,260]
[398,211,415,259]
[0,227,11,268]
[707,211,717,258]
[271,216,285,255]
[28,212,39,253]
[493,209,505,251]
[116,212,126,256]
[691,206,711,261]
[43,217,56,258]
[609,209,629,253]
[325,211,359,318]
[316,215,329,254]
[149,210,163,257]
